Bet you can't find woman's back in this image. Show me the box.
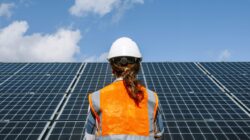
[89,80,158,137]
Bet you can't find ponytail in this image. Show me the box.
[110,61,144,105]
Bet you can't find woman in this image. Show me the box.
[84,37,164,140]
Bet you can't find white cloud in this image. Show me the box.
[82,52,109,62]
[70,0,118,17]
[69,0,144,20]
[0,21,81,62]
[0,3,15,18]
[112,0,144,23]
[218,49,231,61]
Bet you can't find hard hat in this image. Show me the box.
[107,37,142,61]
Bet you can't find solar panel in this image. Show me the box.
[200,62,249,75]
[82,63,112,75]
[46,121,85,140]
[145,75,222,93]
[0,63,26,75]
[0,121,49,140]
[212,75,250,93]
[158,92,249,120]
[163,120,250,140]
[0,75,75,93]
[16,63,82,75]
[57,94,88,121]
[0,93,64,121]
[142,62,204,75]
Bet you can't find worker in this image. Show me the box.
[84,37,164,140]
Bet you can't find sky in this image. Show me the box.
[0,0,249,62]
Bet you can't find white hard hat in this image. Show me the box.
[107,37,142,61]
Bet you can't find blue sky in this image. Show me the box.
[0,0,249,62]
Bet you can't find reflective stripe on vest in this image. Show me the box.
[147,89,156,133]
[88,90,102,135]
[88,80,158,138]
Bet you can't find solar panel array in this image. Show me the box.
[143,62,250,140]
[0,63,82,140]
[0,62,249,140]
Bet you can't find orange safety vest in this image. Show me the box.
[88,80,159,139]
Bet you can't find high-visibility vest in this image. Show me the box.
[88,80,159,139]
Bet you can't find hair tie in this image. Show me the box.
[124,67,129,71]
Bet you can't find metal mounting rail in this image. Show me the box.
[41,63,86,140]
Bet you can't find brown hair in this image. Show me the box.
[110,60,144,105]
